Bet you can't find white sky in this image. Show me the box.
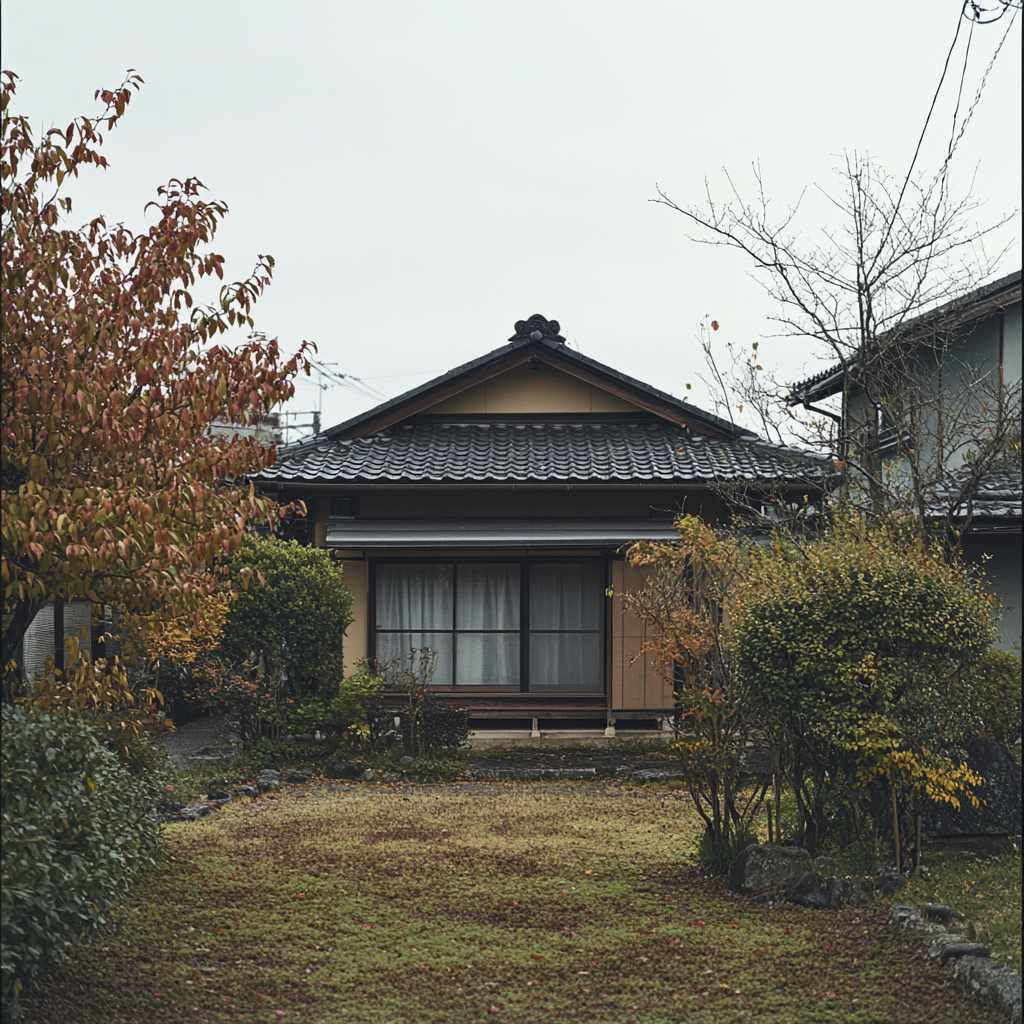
[3,1,1021,438]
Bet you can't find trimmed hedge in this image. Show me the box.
[972,647,1023,746]
[1,707,164,1014]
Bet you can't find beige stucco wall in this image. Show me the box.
[609,560,673,712]
[425,363,644,415]
[340,559,368,676]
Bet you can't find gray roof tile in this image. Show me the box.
[258,420,831,485]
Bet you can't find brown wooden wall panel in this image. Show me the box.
[610,560,672,711]
[620,637,648,710]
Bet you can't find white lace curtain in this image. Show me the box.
[375,562,601,690]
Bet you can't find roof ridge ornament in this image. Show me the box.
[510,314,566,344]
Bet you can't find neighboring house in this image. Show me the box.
[209,410,284,447]
[20,600,116,687]
[256,314,829,733]
[788,270,1022,651]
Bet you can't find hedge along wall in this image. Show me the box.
[1,706,165,1013]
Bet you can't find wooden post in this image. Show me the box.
[914,813,922,877]
[890,783,901,873]
[53,601,64,675]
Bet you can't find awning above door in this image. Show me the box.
[325,518,678,549]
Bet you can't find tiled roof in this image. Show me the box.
[258,420,831,485]
[787,269,1022,403]
[930,466,1022,520]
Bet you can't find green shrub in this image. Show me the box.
[92,715,176,812]
[735,517,996,855]
[281,662,385,740]
[695,824,759,875]
[408,757,465,781]
[419,702,471,755]
[1,707,163,1014]
[220,536,354,702]
[971,647,1022,745]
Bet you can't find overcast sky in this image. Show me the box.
[3,1,1021,437]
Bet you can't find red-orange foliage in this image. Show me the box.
[1,70,311,672]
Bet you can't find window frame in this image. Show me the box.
[369,556,607,694]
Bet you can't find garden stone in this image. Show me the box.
[207,790,231,801]
[400,756,414,766]
[937,942,989,965]
[381,771,402,784]
[951,956,1022,1024]
[210,795,232,806]
[256,779,278,793]
[922,903,955,926]
[257,769,280,781]
[164,801,184,813]
[907,921,953,940]
[235,785,258,799]
[921,738,1022,848]
[878,866,907,897]
[728,844,813,893]
[194,805,211,817]
[784,872,839,909]
[813,856,842,873]
[889,904,922,927]
[842,876,872,906]
[282,769,312,784]
[325,761,363,780]
[468,767,544,781]
[362,769,377,781]
[542,768,597,781]
[630,768,686,784]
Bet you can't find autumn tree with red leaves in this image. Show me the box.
[1,70,311,678]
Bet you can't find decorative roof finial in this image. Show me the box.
[509,314,566,344]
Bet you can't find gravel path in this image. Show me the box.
[160,713,240,770]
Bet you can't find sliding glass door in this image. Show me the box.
[527,562,602,690]
[373,560,603,692]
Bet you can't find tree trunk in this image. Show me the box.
[891,783,901,873]
[914,813,922,877]
[2,600,42,682]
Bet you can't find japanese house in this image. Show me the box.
[256,315,830,732]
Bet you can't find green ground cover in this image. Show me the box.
[20,785,1007,1024]
[904,851,1022,973]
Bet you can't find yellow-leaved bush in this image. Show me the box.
[734,514,997,857]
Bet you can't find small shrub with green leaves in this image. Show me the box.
[971,647,1022,745]
[91,713,176,812]
[281,661,385,741]
[419,701,471,755]
[219,535,354,702]
[408,757,465,781]
[1,707,163,1014]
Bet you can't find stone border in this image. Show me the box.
[890,903,1021,1024]
[161,762,675,821]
